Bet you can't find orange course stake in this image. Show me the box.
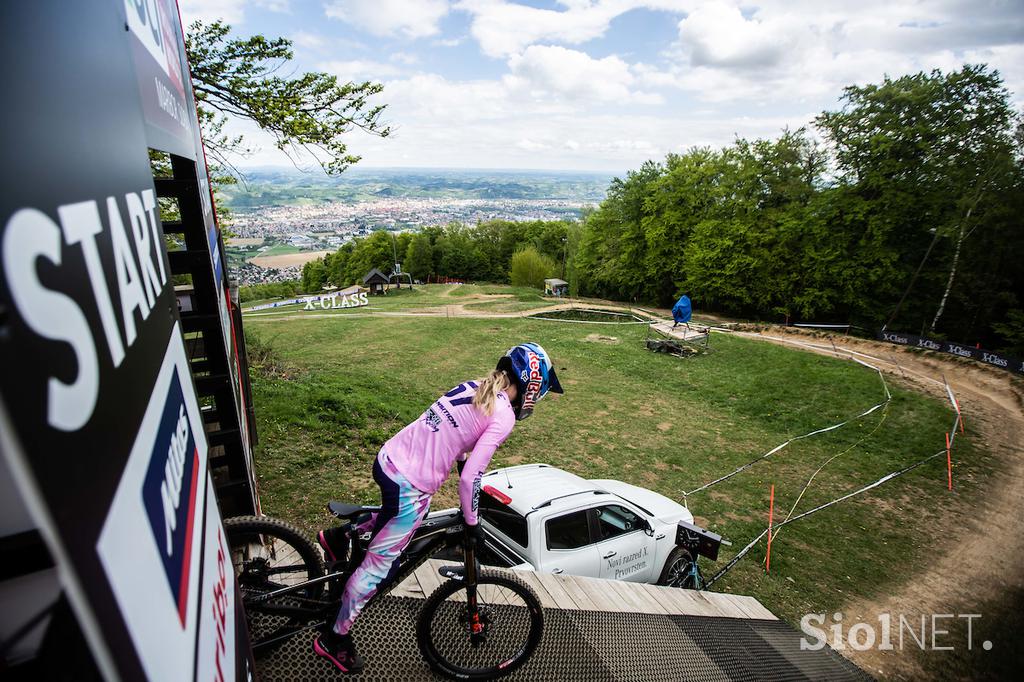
[946,432,953,491]
[766,484,775,573]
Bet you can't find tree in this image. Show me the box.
[816,65,1021,332]
[575,160,663,301]
[185,21,390,177]
[325,243,353,286]
[405,234,433,282]
[992,310,1024,356]
[510,247,555,289]
[434,226,479,280]
[301,258,327,292]
[345,231,394,282]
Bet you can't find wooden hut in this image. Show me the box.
[362,268,390,295]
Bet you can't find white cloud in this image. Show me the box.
[433,37,465,48]
[178,0,290,25]
[257,0,290,11]
[320,60,404,82]
[678,2,788,69]
[642,0,1024,107]
[209,0,1024,171]
[294,31,367,54]
[506,45,661,104]
[455,0,691,58]
[516,138,550,151]
[292,30,325,50]
[303,67,808,170]
[178,0,247,25]
[325,0,450,39]
[391,52,420,65]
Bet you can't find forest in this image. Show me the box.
[295,65,1023,353]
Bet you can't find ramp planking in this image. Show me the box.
[392,559,775,620]
[256,559,870,681]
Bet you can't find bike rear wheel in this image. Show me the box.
[417,569,543,680]
[224,516,327,654]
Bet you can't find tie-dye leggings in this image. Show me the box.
[333,450,432,636]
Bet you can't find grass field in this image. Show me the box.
[249,250,332,269]
[243,295,996,631]
[224,240,330,270]
[257,243,303,257]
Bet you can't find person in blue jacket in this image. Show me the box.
[672,295,692,329]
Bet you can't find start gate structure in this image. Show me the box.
[257,559,870,681]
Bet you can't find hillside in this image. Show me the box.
[242,285,1020,678]
[220,167,613,207]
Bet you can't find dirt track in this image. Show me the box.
[739,329,1024,680]
[245,299,651,320]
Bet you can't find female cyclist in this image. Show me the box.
[313,342,563,673]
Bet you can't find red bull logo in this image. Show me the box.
[520,352,544,413]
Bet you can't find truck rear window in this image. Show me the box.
[479,493,528,548]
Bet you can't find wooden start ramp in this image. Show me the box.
[391,559,775,620]
[256,560,870,681]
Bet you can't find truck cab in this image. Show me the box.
[478,464,700,584]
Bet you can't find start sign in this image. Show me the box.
[0,2,253,679]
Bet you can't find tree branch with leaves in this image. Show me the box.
[184,20,391,177]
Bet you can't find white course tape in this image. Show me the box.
[685,351,891,497]
[707,442,950,589]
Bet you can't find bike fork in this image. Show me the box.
[464,542,485,644]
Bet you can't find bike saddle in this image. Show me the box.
[328,501,382,519]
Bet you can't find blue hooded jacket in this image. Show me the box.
[672,295,692,324]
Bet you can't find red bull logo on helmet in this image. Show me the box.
[520,351,544,415]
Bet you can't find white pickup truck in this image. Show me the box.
[475,464,721,588]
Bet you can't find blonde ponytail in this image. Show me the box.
[472,369,512,416]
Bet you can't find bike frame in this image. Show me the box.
[242,508,477,651]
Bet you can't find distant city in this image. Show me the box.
[231,197,589,238]
[223,167,613,286]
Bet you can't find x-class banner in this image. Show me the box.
[877,330,1024,375]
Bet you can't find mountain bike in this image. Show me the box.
[224,502,544,680]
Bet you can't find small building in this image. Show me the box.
[363,268,390,295]
[544,278,569,297]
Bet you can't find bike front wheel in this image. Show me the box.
[417,569,544,680]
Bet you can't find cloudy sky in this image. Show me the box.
[178,0,1024,173]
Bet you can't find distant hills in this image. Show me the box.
[220,167,614,208]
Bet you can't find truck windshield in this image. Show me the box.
[479,494,528,548]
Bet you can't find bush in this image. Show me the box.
[509,246,555,289]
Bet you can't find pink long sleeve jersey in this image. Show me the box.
[383,381,516,525]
